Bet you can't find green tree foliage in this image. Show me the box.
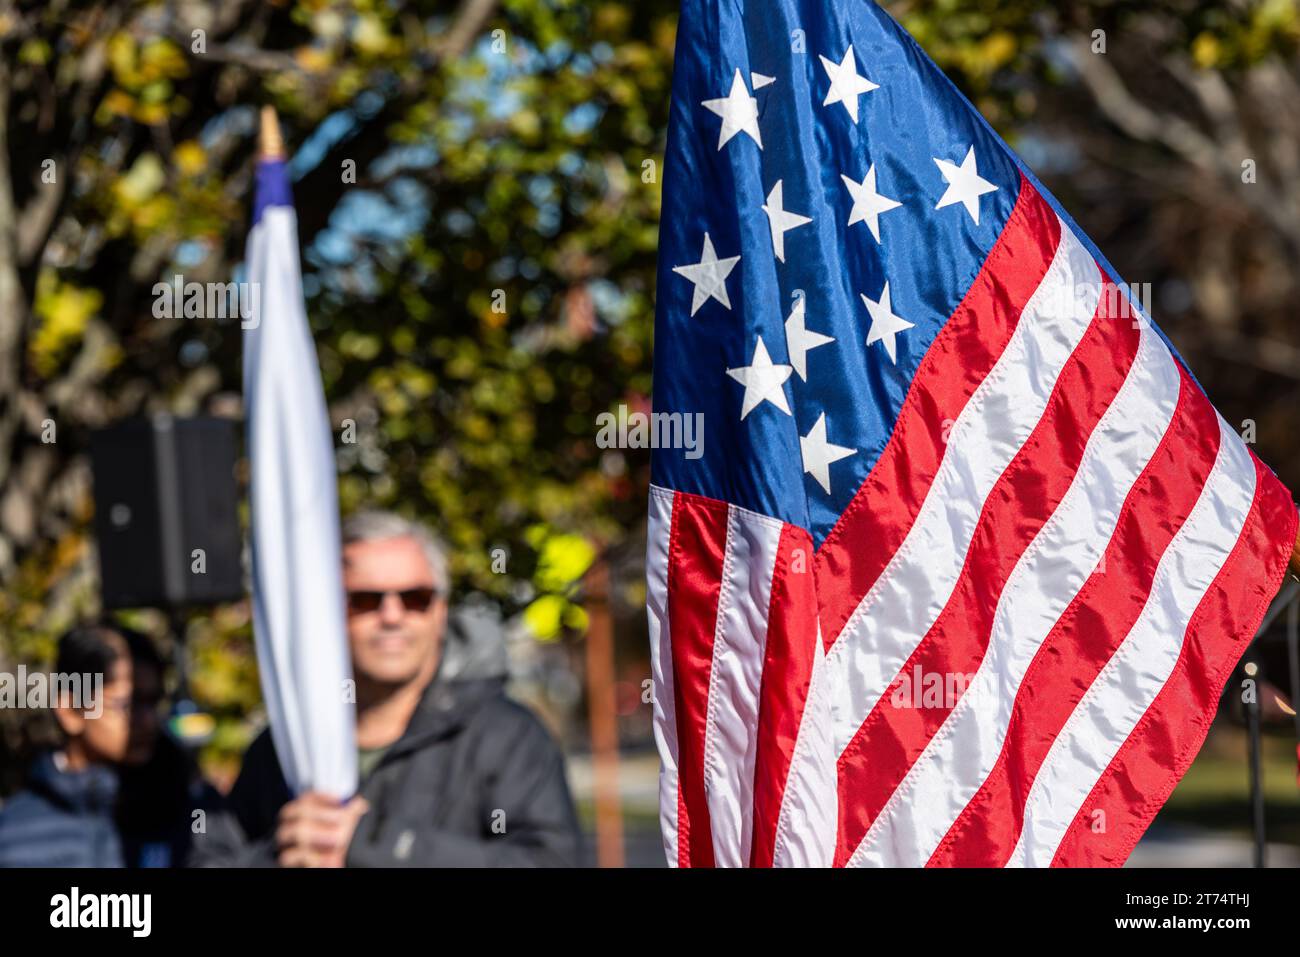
[0,0,677,771]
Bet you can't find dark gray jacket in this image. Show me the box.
[0,752,123,868]
[190,672,582,867]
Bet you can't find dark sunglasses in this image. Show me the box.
[346,587,442,615]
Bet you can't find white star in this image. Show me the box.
[860,281,914,363]
[841,165,902,244]
[750,72,775,90]
[702,68,763,151]
[726,336,793,420]
[934,145,998,225]
[819,46,879,123]
[672,233,741,316]
[800,412,856,494]
[761,180,812,263]
[784,296,834,381]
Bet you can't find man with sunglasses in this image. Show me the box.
[193,511,581,867]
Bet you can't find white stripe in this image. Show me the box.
[646,485,680,867]
[848,316,1178,867]
[824,219,1099,755]
[702,504,783,866]
[772,623,838,867]
[1006,415,1256,866]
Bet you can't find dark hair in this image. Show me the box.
[55,623,162,680]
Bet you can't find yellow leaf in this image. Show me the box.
[139,38,187,79]
[30,273,103,376]
[174,140,207,176]
[107,32,137,84]
[1192,32,1221,68]
[535,531,597,592]
[116,153,166,205]
[523,594,566,641]
[18,38,51,65]
[980,31,1017,71]
[101,89,136,120]
[294,46,334,73]
[353,14,391,56]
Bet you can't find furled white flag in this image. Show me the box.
[242,107,357,797]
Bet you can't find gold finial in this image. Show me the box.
[259,106,285,161]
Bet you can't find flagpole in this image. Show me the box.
[1242,656,1266,867]
[1239,516,1300,868]
[1286,516,1300,798]
[1287,600,1300,792]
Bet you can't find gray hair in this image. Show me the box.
[341,510,449,590]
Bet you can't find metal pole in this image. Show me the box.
[1288,600,1300,791]
[1243,657,1266,868]
[1256,579,1299,634]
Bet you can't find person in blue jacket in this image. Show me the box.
[0,624,139,867]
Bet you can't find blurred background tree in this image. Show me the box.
[1,0,1298,799]
[0,0,677,780]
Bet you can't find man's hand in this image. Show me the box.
[276,792,370,868]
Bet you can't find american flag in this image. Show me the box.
[647,0,1297,866]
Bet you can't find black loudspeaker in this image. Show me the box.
[90,416,243,609]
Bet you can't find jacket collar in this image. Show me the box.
[380,674,507,763]
[27,750,119,814]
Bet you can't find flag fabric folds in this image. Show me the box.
[244,155,358,798]
[648,0,1296,867]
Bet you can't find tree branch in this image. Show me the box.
[0,58,28,491]
[1067,36,1300,254]
[438,0,501,61]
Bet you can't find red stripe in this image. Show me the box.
[749,523,818,867]
[665,490,730,868]
[927,367,1220,866]
[815,175,1060,650]
[1048,450,1296,866]
[832,261,1138,865]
